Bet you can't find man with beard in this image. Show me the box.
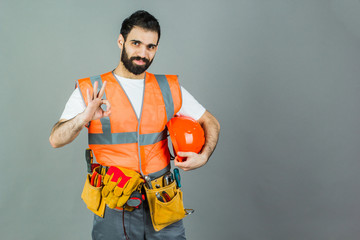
[49,10,220,239]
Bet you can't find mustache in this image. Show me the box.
[130,56,150,64]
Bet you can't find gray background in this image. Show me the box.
[1,0,360,239]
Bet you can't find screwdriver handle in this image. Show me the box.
[174,168,181,188]
[85,148,93,173]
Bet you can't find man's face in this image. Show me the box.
[120,27,159,75]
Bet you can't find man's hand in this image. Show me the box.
[49,81,111,148]
[174,152,208,171]
[81,81,111,123]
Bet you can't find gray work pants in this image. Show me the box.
[92,202,186,240]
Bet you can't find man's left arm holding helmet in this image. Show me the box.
[174,110,220,171]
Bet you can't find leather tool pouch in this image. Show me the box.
[81,167,106,218]
[144,179,186,231]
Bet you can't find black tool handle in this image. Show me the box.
[85,148,93,173]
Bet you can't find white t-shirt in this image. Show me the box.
[60,74,206,121]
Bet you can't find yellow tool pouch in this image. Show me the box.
[81,167,106,218]
[144,180,186,231]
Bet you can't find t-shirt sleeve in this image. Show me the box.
[59,88,86,120]
[176,86,206,120]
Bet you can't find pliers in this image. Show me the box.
[90,171,102,187]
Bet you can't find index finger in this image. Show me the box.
[177,152,195,157]
[93,81,99,98]
[98,81,107,98]
[174,158,188,168]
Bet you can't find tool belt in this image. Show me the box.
[81,166,190,231]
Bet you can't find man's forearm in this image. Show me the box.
[49,113,87,148]
[198,111,220,161]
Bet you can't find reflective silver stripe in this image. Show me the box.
[89,128,167,145]
[90,75,102,84]
[90,75,107,108]
[90,75,106,99]
[139,129,168,146]
[154,74,174,122]
[89,131,137,145]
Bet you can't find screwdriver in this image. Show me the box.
[174,168,181,188]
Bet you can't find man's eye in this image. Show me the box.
[133,42,140,46]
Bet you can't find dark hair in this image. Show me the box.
[120,10,161,44]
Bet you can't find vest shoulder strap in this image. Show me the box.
[153,74,175,123]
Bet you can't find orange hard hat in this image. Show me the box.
[167,116,205,162]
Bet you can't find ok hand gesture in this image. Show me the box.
[82,81,111,122]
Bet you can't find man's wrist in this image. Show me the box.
[76,112,90,128]
[199,150,210,163]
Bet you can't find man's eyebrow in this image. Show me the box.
[130,39,157,47]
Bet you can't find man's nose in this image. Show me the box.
[136,46,147,58]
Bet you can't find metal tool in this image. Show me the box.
[173,168,181,188]
[155,192,164,202]
[144,175,153,189]
[163,171,174,186]
[185,209,195,215]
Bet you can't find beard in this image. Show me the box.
[121,46,153,75]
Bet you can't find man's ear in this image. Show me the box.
[117,34,125,49]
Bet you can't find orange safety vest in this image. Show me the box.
[77,71,182,177]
